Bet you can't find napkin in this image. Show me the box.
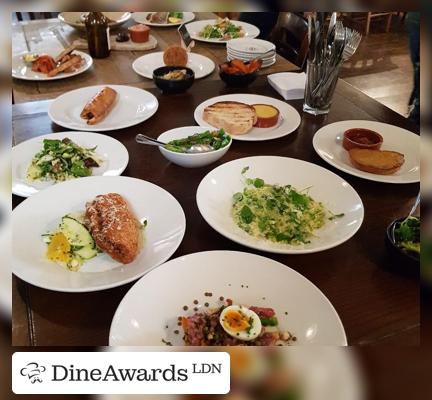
[267,72,306,100]
[72,34,158,51]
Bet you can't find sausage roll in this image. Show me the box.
[80,86,117,125]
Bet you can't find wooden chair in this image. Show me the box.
[344,12,394,35]
[269,12,309,69]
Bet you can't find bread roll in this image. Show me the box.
[163,45,188,67]
[348,148,405,175]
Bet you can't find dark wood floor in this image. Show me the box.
[340,16,414,117]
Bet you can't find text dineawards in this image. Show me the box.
[52,363,223,382]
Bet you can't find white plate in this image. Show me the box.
[58,12,132,30]
[0,189,11,317]
[0,136,11,317]
[228,48,276,59]
[227,37,275,53]
[261,58,276,68]
[186,19,260,43]
[48,85,158,132]
[132,12,195,27]
[109,251,347,345]
[0,232,11,317]
[12,50,93,81]
[12,131,129,198]
[194,94,301,141]
[12,176,186,292]
[313,120,420,184]
[227,50,276,60]
[196,156,364,254]
[132,52,215,80]
[99,349,362,400]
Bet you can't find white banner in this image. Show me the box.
[13,352,230,394]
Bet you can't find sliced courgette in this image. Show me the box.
[60,216,94,247]
[74,245,98,260]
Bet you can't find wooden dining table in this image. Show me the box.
[12,14,419,347]
[12,12,298,104]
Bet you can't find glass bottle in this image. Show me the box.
[85,12,110,58]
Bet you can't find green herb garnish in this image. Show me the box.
[240,205,254,224]
[232,169,343,245]
[261,316,279,327]
[329,212,345,221]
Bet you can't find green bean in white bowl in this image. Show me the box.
[156,126,232,168]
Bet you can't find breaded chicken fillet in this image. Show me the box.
[85,193,140,264]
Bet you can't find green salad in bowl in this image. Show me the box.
[385,215,420,273]
[394,216,420,255]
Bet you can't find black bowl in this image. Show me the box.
[153,66,195,94]
[219,61,259,87]
[385,218,420,274]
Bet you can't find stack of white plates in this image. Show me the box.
[227,38,276,68]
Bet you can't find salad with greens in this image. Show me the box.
[394,216,420,255]
[232,167,344,245]
[164,129,231,153]
[199,17,245,40]
[168,12,183,20]
[27,138,102,183]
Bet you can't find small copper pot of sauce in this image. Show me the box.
[128,24,150,43]
[343,128,383,151]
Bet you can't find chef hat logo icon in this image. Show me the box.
[20,362,46,383]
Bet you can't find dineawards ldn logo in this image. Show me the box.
[20,362,47,384]
[13,352,230,395]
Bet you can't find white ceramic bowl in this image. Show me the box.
[109,251,347,346]
[197,156,364,254]
[12,176,186,292]
[58,12,132,30]
[157,126,232,168]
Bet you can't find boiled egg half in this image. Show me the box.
[219,305,262,341]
